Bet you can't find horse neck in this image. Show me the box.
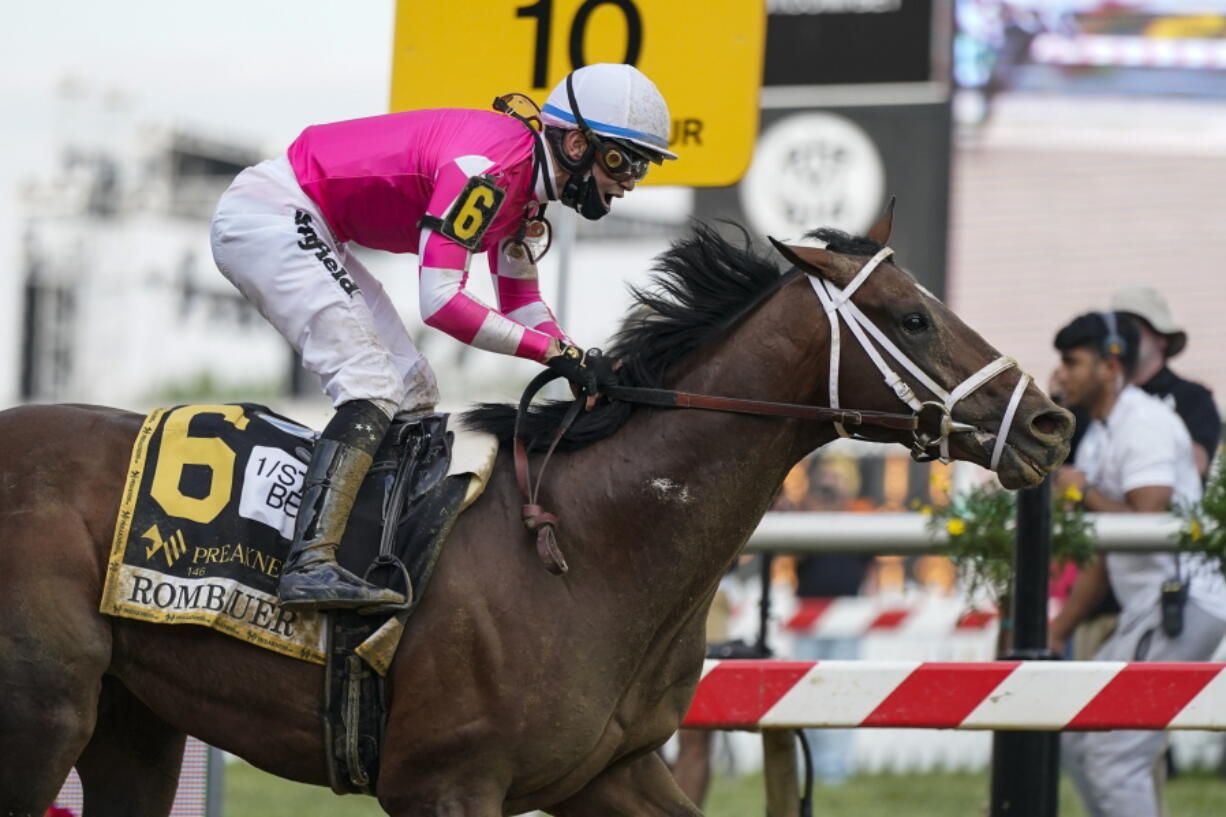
[570,275,838,590]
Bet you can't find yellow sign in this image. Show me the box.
[390,1,765,187]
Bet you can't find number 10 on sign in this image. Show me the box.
[390,1,765,186]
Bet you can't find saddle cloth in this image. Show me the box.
[99,403,497,666]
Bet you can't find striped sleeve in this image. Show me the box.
[489,237,570,345]
[417,157,554,362]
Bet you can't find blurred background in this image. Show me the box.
[12,1,1226,814]
[7,1,1224,419]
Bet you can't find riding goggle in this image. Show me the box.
[591,136,652,182]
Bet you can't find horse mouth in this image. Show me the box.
[997,441,1061,490]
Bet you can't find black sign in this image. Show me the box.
[764,0,937,85]
[694,103,951,299]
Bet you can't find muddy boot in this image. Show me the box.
[278,402,404,613]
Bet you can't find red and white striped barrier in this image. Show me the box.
[783,597,1000,638]
[683,660,1226,731]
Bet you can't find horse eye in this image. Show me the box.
[901,313,928,333]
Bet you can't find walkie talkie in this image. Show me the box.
[1161,554,1188,638]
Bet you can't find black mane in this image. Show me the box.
[462,223,788,450]
[804,227,884,257]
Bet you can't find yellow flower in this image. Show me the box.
[1063,484,1084,503]
[929,468,951,492]
[946,518,966,536]
[1190,519,1203,542]
[920,504,933,517]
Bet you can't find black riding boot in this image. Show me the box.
[278,401,404,613]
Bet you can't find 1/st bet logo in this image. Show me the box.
[239,445,310,540]
[252,454,304,517]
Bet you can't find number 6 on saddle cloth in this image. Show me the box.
[100,405,486,667]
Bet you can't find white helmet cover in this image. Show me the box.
[542,63,678,161]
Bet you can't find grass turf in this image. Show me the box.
[225,761,1226,816]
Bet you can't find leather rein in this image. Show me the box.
[513,246,1033,574]
[512,372,940,576]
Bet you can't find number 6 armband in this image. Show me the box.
[418,175,507,252]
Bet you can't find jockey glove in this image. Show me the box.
[546,344,617,396]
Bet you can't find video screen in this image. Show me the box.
[955,1,1226,95]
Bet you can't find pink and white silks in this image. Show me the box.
[211,108,567,417]
[289,108,568,362]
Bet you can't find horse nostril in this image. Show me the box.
[1030,407,1073,439]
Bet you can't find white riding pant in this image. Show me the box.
[1062,599,1226,817]
[210,156,439,419]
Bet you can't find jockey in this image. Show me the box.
[210,63,677,613]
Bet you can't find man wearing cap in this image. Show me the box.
[1049,312,1226,817]
[210,63,678,612]
[1111,286,1221,478]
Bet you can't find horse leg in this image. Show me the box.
[549,752,703,817]
[0,513,112,816]
[75,676,187,817]
[0,662,100,817]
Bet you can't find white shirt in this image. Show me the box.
[1075,385,1226,624]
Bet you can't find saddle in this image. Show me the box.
[323,413,474,795]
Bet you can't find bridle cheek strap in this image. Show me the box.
[991,373,1031,471]
[809,248,905,438]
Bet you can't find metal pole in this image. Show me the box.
[553,207,576,331]
[756,553,774,658]
[990,476,1060,817]
[549,208,577,401]
[206,745,225,817]
[742,511,1181,554]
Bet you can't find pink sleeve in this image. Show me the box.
[417,159,555,362]
[489,238,571,344]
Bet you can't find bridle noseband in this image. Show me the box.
[806,246,1031,469]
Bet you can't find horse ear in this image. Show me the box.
[768,237,850,285]
[865,195,896,245]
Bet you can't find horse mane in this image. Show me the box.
[804,227,885,257]
[462,223,789,450]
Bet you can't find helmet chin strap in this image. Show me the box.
[542,128,607,220]
[559,172,609,220]
[540,72,609,221]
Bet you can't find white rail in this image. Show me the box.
[744,512,1183,554]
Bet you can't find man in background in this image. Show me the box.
[1054,287,1221,661]
[1111,286,1220,478]
[1048,311,1226,817]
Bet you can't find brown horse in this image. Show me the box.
[0,208,1071,817]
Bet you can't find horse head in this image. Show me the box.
[474,201,1071,490]
[771,199,1072,489]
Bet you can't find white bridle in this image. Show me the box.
[806,246,1031,471]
